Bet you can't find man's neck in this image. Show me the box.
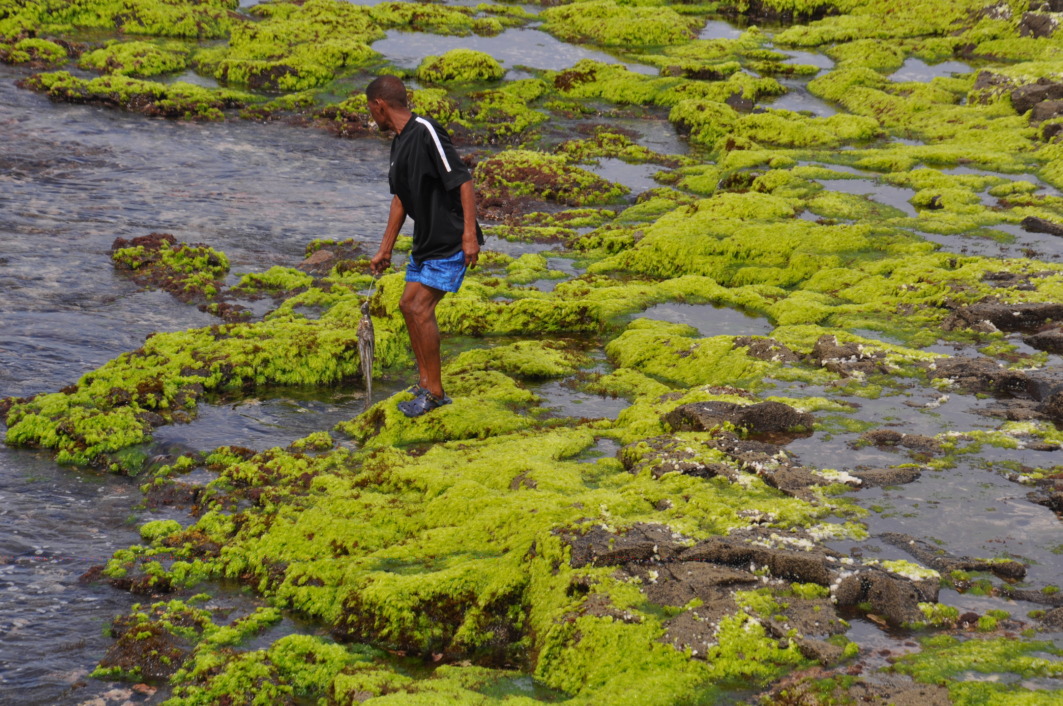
[391,109,413,135]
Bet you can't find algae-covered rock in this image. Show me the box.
[194,0,381,92]
[475,149,629,207]
[0,37,68,66]
[0,0,238,40]
[416,48,505,84]
[20,71,254,120]
[78,40,188,77]
[540,0,700,48]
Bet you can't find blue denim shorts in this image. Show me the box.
[405,249,468,293]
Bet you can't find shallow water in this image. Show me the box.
[638,302,774,338]
[0,65,397,704]
[373,27,658,75]
[817,177,919,217]
[583,157,663,195]
[767,78,838,116]
[4,9,1063,703]
[890,57,974,83]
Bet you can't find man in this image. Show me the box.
[366,75,483,418]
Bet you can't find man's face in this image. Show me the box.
[367,98,388,131]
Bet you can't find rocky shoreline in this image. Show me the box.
[4,0,1063,704]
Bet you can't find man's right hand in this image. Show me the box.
[370,250,391,275]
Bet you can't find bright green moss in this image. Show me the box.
[892,636,1063,705]
[825,38,907,72]
[23,71,254,120]
[0,0,238,41]
[416,48,504,84]
[540,0,700,48]
[112,237,230,298]
[368,0,478,36]
[557,128,685,167]
[4,301,404,466]
[448,340,587,379]
[233,266,314,294]
[2,37,67,64]
[79,40,188,77]
[475,149,629,206]
[195,0,381,92]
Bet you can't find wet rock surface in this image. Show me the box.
[832,569,933,626]
[664,399,815,434]
[881,532,1027,580]
[808,335,891,377]
[943,300,1063,332]
[1025,326,1063,353]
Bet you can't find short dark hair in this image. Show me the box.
[366,75,408,108]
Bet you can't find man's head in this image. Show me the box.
[366,75,409,132]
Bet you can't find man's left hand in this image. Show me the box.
[463,240,480,269]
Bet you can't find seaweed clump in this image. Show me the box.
[19,71,254,120]
[475,149,629,208]
[416,48,505,84]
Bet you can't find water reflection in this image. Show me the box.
[638,302,773,338]
[373,27,658,75]
[890,57,973,82]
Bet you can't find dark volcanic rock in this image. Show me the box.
[927,356,1038,398]
[1042,606,1063,628]
[1021,215,1063,236]
[664,400,814,435]
[566,523,685,568]
[1037,390,1063,423]
[1016,11,1058,38]
[881,532,1027,580]
[832,570,927,626]
[734,336,801,363]
[809,334,889,376]
[858,429,942,454]
[1031,99,1063,122]
[1011,80,1063,114]
[679,536,837,586]
[1020,11,1061,38]
[1027,487,1063,513]
[852,467,922,487]
[1026,327,1063,354]
[943,300,1063,332]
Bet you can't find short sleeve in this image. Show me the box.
[415,117,471,192]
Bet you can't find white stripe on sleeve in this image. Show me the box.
[415,116,452,173]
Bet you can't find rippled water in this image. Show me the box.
[4,9,1063,702]
[0,65,397,703]
[375,27,657,75]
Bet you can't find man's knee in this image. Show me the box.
[400,286,440,320]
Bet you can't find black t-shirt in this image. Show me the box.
[389,113,483,262]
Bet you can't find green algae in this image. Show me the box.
[116,419,845,702]
[78,40,188,77]
[112,236,230,300]
[474,149,629,206]
[233,266,314,295]
[416,48,505,84]
[539,0,701,48]
[3,299,405,466]
[0,36,66,64]
[891,635,1063,705]
[194,0,381,92]
[22,70,255,120]
[548,59,782,111]
[15,0,1063,701]
[0,0,238,41]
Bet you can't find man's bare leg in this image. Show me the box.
[399,281,447,398]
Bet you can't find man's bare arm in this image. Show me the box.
[459,180,479,269]
[371,195,407,274]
